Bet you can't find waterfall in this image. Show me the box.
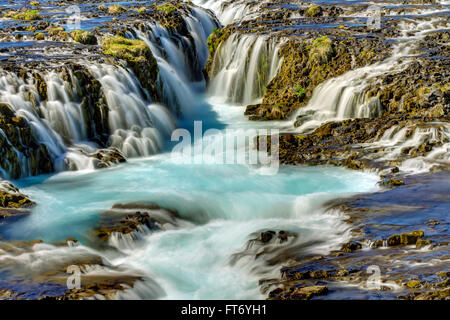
[208,33,284,106]
[0,71,67,177]
[365,123,450,173]
[88,64,176,158]
[42,71,88,143]
[0,6,220,177]
[191,0,263,25]
[131,8,219,118]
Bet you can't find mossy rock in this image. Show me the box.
[407,280,421,289]
[0,191,35,208]
[9,10,41,20]
[290,286,328,300]
[137,7,147,14]
[400,230,424,245]
[0,103,15,119]
[206,28,232,57]
[71,30,97,45]
[387,234,401,246]
[341,241,362,253]
[102,36,151,63]
[48,27,64,36]
[309,36,335,65]
[416,239,431,248]
[34,32,45,40]
[102,36,159,100]
[305,6,323,17]
[155,3,178,15]
[108,5,126,15]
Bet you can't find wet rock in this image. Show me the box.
[278,230,288,243]
[0,180,34,210]
[71,30,97,45]
[268,287,284,299]
[260,231,275,243]
[407,280,421,289]
[341,241,362,253]
[0,102,53,178]
[95,211,158,242]
[387,234,401,246]
[305,6,323,18]
[290,285,328,300]
[415,239,431,249]
[400,231,424,245]
[91,148,126,169]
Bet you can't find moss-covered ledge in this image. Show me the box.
[102,36,159,100]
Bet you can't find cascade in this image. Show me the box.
[208,33,284,106]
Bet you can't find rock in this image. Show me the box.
[95,211,158,242]
[260,231,275,243]
[387,234,401,246]
[341,241,362,253]
[0,181,35,209]
[372,239,384,248]
[309,36,335,65]
[400,230,424,245]
[91,148,126,169]
[415,239,431,248]
[407,280,421,289]
[268,288,284,298]
[310,270,328,279]
[290,286,328,300]
[108,5,126,15]
[71,30,97,45]
[305,6,323,18]
[277,230,288,243]
[383,178,406,188]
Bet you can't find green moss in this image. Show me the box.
[407,280,421,289]
[138,7,147,14]
[388,178,405,186]
[9,10,41,20]
[0,191,34,208]
[294,85,306,99]
[206,28,231,57]
[305,6,322,17]
[34,32,45,40]
[48,27,64,36]
[71,30,97,45]
[155,3,177,15]
[102,36,150,62]
[309,36,334,65]
[108,4,126,15]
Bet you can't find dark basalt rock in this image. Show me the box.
[94,202,181,244]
